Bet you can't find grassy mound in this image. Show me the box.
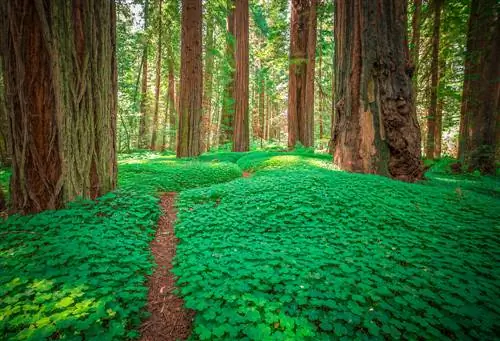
[119,154,243,193]
[174,165,500,340]
[236,151,333,173]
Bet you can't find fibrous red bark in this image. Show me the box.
[332,0,422,181]
[177,0,203,157]
[288,0,317,148]
[232,0,249,152]
[0,0,117,213]
[458,0,499,174]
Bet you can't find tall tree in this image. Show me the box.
[458,0,499,173]
[150,0,163,150]
[425,0,442,159]
[177,0,203,157]
[220,0,236,145]
[410,0,422,119]
[166,38,177,150]
[0,0,117,213]
[138,0,150,149]
[202,17,215,152]
[332,0,422,181]
[232,0,249,152]
[288,0,317,148]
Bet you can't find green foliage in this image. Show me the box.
[119,152,242,193]
[2,151,499,340]
[174,154,500,340]
[0,191,159,340]
[236,151,333,172]
[424,157,500,198]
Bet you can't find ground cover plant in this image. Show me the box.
[174,153,500,340]
[0,191,159,340]
[0,152,243,340]
[1,151,499,340]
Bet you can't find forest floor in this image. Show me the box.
[0,150,499,340]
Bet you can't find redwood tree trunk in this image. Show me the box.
[425,0,442,160]
[150,0,163,150]
[288,0,316,148]
[232,0,249,152]
[410,0,422,119]
[166,37,177,150]
[302,0,317,147]
[177,0,202,157]
[202,18,215,152]
[458,0,499,174]
[332,0,422,181]
[138,0,149,149]
[0,0,117,213]
[220,0,235,145]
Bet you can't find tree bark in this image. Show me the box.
[425,0,442,159]
[177,0,202,157]
[166,35,176,151]
[410,0,422,119]
[202,18,215,152]
[232,0,249,152]
[138,0,149,149]
[220,0,235,145]
[332,0,422,181]
[458,0,499,174]
[0,57,11,166]
[434,55,445,158]
[303,0,317,147]
[0,0,117,213]
[150,0,163,150]
[288,0,316,148]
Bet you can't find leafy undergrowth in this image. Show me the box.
[119,153,242,193]
[174,157,500,340]
[423,157,500,198]
[0,152,243,340]
[2,151,499,340]
[0,191,159,340]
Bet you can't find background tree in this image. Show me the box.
[458,0,499,173]
[150,0,163,150]
[220,0,236,146]
[0,0,117,213]
[138,0,150,149]
[233,0,250,152]
[332,0,422,181]
[177,0,203,157]
[288,0,317,148]
[425,0,443,159]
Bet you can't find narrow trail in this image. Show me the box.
[140,193,194,341]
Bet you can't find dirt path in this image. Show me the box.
[140,193,194,341]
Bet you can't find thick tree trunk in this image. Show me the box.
[458,0,499,174]
[410,0,422,119]
[166,40,176,150]
[220,0,235,145]
[332,0,422,181]
[288,0,313,148]
[150,0,163,150]
[232,0,249,152]
[177,0,202,157]
[0,0,117,213]
[202,18,215,152]
[302,0,317,147]
[434,56,446,158]
[425,0,442,159]
[0,58,11,167]
[138,0,149,149]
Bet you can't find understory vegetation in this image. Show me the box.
[1,151,499,340]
